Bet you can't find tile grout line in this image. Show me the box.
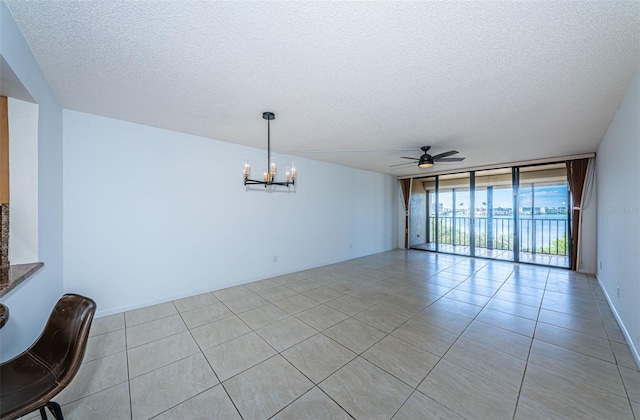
[402,258,517,419]
[125,304,134,420]
[265,357,356,420]
[141,298,241,419]
[268,314,358,418]
[194,293,329,419]
[258,265,455,419]
[510,265,551,420]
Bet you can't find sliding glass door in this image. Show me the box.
[437,173,471,256]
[408,162,571,268]
[518,163,570,268]
[474,168,514,261]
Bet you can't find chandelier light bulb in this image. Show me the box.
[243,158,250,179]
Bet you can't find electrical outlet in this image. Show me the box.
[273,256,278,263]
[617,286,620,297]
[600,261,603,270]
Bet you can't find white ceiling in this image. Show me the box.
[5,1,640,176]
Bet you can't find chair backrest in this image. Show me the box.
[28,294,97,387]
[0,294,96,419]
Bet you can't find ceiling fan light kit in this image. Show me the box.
[418,155,434,168]
[243,112,296,189]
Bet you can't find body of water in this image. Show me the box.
[431,214,569,254]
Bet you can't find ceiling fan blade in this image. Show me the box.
[400,157,420,160]
[431,150,459,160]
[390,162,417,168]
[436,157,465,162]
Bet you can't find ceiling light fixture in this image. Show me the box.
[418,155,434,168]
[243,112,296,188]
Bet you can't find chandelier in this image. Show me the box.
[243,112,296,188]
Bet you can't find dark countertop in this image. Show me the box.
[0,262,45,298]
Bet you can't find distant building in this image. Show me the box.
[494,207,513,216]
[522,206,567,215]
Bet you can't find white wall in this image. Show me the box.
[63,110,397,316]
[8,97,39,264]
[0,1,64,362]
[596,69,640,365]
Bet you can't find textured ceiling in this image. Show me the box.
[5,1,640,176]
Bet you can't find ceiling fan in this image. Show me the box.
[390,146,465,169]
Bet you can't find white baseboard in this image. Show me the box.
[596,274,640,369]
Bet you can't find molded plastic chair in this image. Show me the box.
[0,294,96,420]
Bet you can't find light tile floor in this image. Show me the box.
[24,250,639,419]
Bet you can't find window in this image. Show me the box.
[408,163,570,268]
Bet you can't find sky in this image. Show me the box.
[439,184,569,209]
[519,184,569,208]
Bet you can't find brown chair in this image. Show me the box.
[0,294,96,420]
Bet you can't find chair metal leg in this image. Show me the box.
[47,401,64,419]
[38,401,64,420]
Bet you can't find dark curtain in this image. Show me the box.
[400,179,411,249]
[0,96,8,267]
[566,159,589,271]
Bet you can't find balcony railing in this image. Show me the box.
[428,216,569,256]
